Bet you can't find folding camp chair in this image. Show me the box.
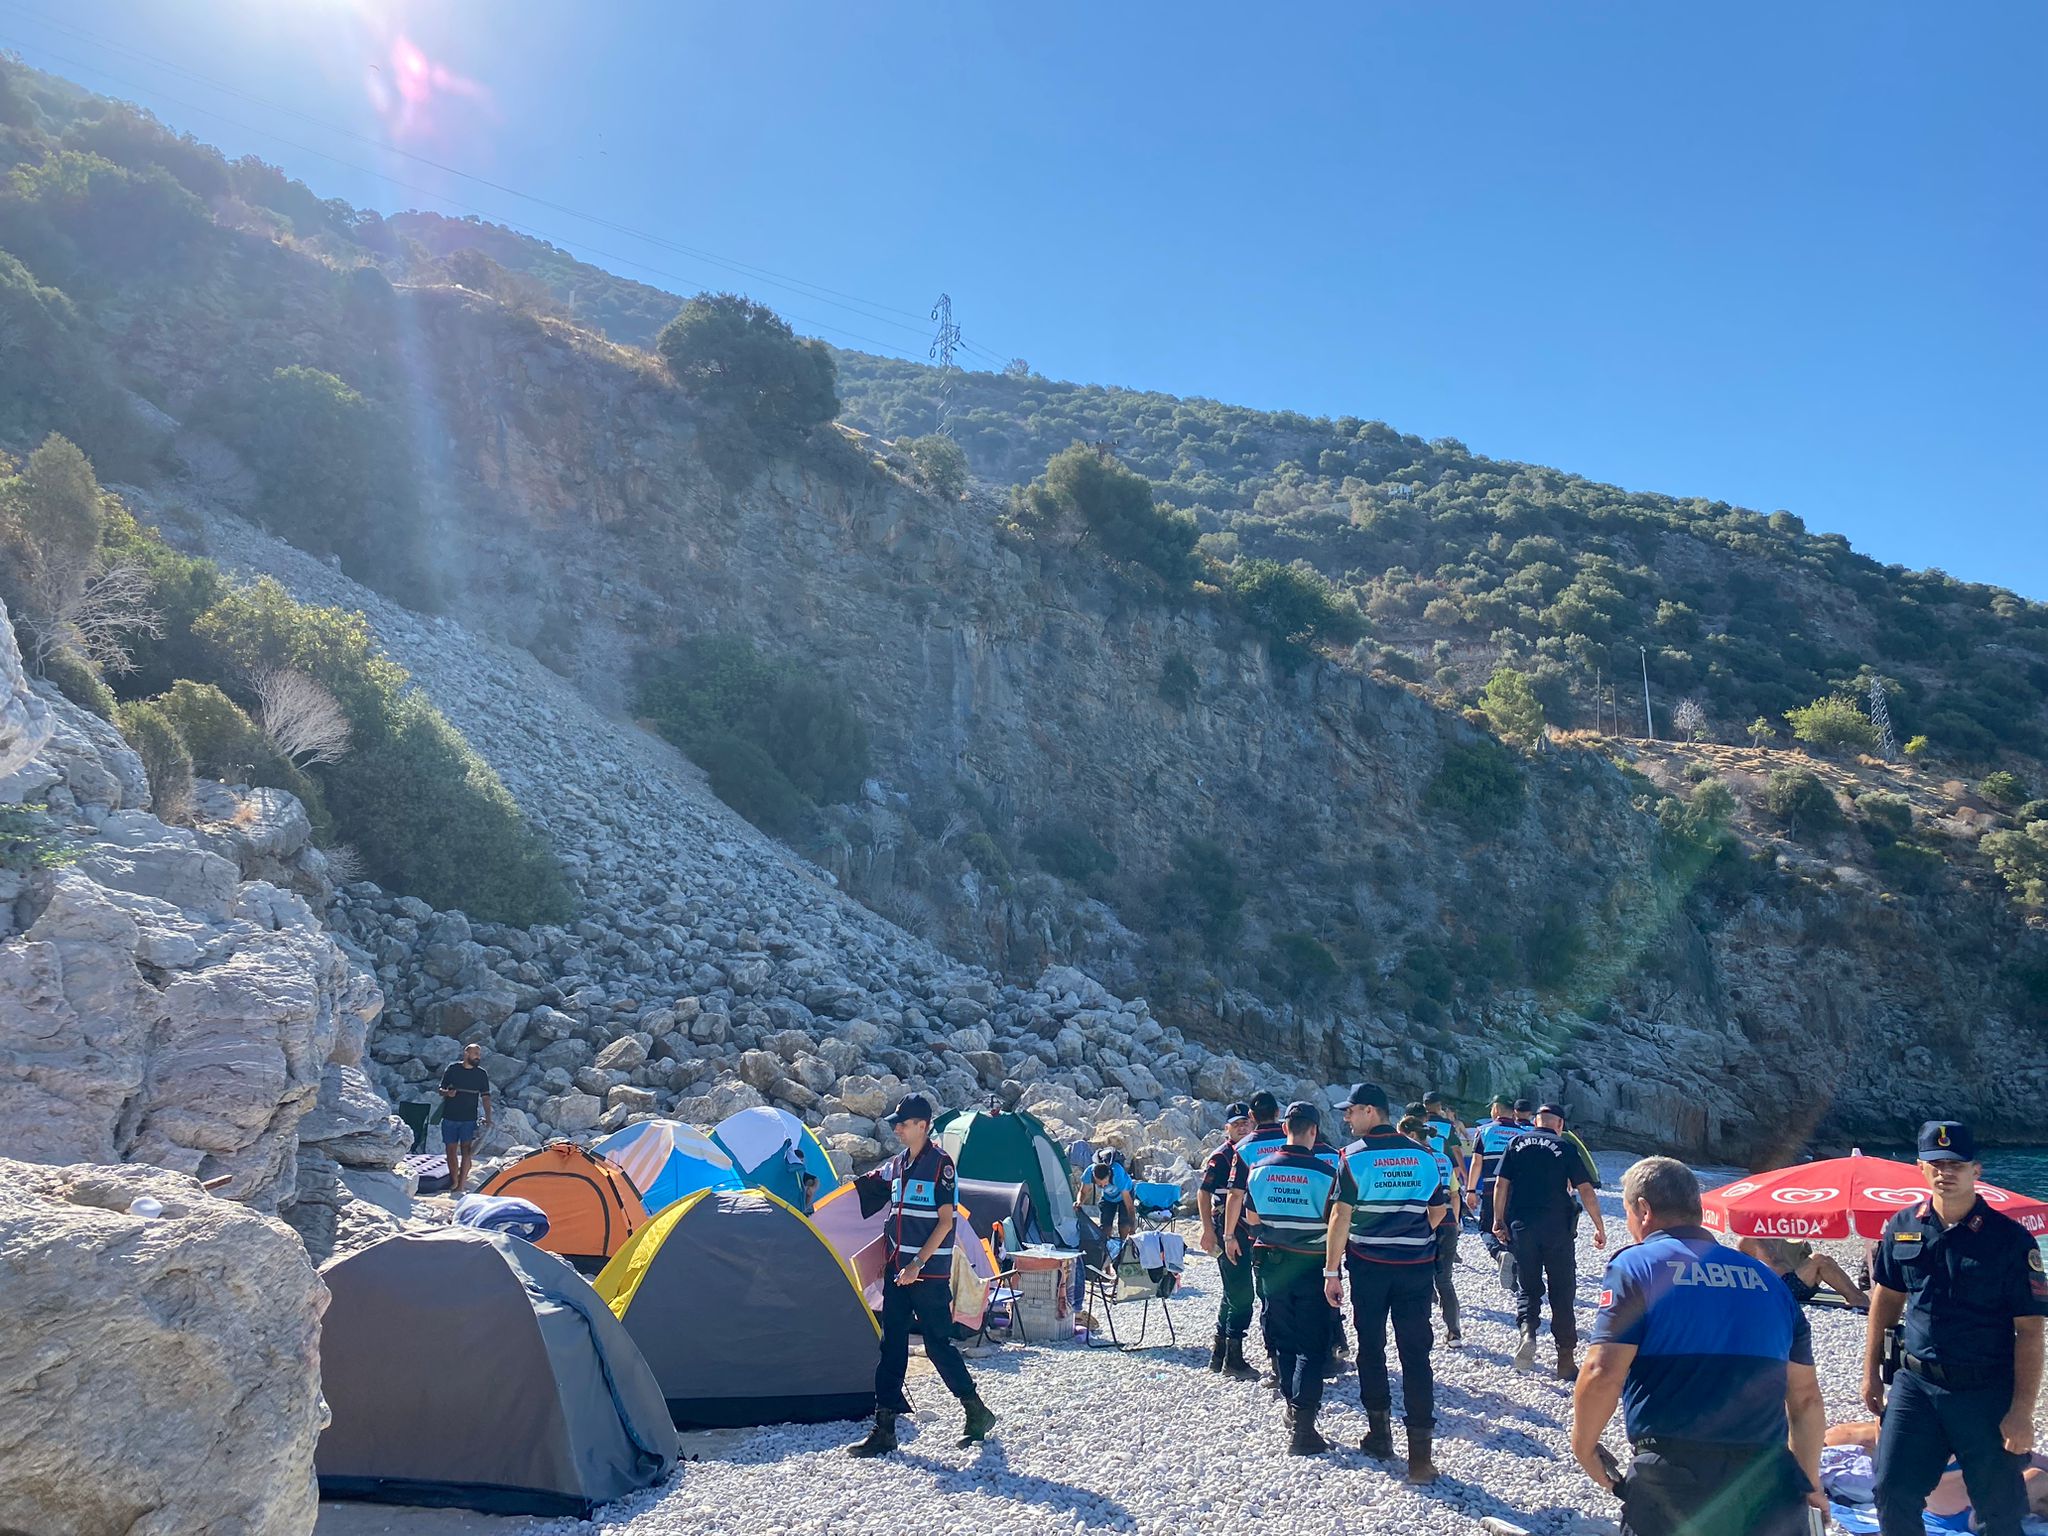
[1132,1180,1182,1231]
[1082,1234,1182,1350]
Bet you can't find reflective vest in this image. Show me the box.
[1230,1123,1288,1190]
[882,1142,956,1281]
[1425,1115,1464,1198]
[1245,1144,1339,1254]
[1339,1129,1443,1265]
[1473,1117,1523,1191]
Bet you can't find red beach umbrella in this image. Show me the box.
[1701,1152,2048,1241]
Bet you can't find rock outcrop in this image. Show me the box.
[0,1158,327,1536]
[0,599,412,1248]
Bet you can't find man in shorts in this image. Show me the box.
[438,1042,493,1194]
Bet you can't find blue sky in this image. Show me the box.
[8,1,2045,597]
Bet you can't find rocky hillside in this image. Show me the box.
[2,61,2045,1164]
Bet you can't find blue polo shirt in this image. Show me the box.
[1589,1226,1811,1447]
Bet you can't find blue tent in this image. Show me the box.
[709,1106,842,1212]
[593,1120,744,1214]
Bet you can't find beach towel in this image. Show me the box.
[455,1194,551,1243]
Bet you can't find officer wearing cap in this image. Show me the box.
[1220,1090,1286,1264]
[1572,1156,1823,1536]
[1327,1082,1450,1482]
[1863,1120,2048,1536]
[846,1094,996,1456]
[1197,1101,1259,1378]
[1244,1100,1343,1455]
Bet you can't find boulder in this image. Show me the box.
[294,1063,414,1169]
[0,1159,326,1536]
[606,1084,656,1113]
[0,596,53,778]
[834,1073,899,1117]
[541,1090,604,1133]
[594,1033,649,1072]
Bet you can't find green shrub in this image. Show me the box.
[1982,824,2048,906]
[1784,695,1878,755]
[902,434,968,500]
[656,292,838,438]
[1872,839,1944,895]
[1158,651,1198,709]
[1396,943,1456,1010]
[1689,776,1738,826]
[195,579,567,923]
[1013,443,1198,586]
[1423,738,1525,837]
[1025,817,1118,884]
[686,730,805,836]
[1855,791,1914,839]
[1159,836,1244,947]
[634,634,869,805]
[116,699,193,821]
[2014,800,2048,830]
[38,647,115,720]
[1903,734,1931,761]
[153,679,265,777]
[1978,770,2029,809]
[1527,905,1585,989]
[1479,667,1545,747]
[1763,768,1841,835]
[958,831,1011,882]
[1265,931,1342,999]
[1220,558,1361,655]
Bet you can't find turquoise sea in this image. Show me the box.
[1872,1146,2048,1201]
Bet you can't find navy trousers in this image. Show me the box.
[1347,1256,1436,1428]
[1873,1369,2026,1536]
[1254,1252,1329,1420]
[1510,1217,1579,1350]
[875,1274,977,1413]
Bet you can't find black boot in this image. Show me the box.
[1404,1424,1437,1484]
[1208,1329,1227,1372]
[1222,1336,1259,1381]
[958,1396,997,1447]
[847,1410,898,1457]
[1289,1415,1329,1456]
[1360,1409,1394,1459]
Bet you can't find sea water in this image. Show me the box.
[1872,1146,2048,1200]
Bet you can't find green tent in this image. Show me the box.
[932,1106,1078,1247]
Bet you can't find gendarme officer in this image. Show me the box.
[1863,1120,2048,1536]
[1197,1101,1259,1379]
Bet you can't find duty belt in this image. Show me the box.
[1903,1351,2011,1392]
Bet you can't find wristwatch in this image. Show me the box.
[1322,1268,1341,1278]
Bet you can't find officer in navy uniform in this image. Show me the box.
[1492,1103,1605,1379]
[1465,1093,1525,1286]
[846,1094,997,1456]
[1421,1090,1469,1342]
[1197,1101,1259,1378]
[1244,1100,1343,1455]
[1571,1156,1823,1536]
[1328,1082,1450,1482]
[1864,1120,2048,1536]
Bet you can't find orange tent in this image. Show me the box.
[478,1143,648,1272]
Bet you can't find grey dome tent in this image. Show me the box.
[316,1227,678,1517]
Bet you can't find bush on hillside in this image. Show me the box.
[0,149,212,287]
[656,292,838,438]
[1158,836,1244,948]
[1479,667,1546,748]
[38,647,116,719]
[1872,839,1945,895]
[116,699,193,822]
[1024,816,1118,885]
[194,579,568,924]
[1264,931,1343,999]
[198,367,436,609]
[1013,443,1198,587]
[1978,770,2029,809]
[1764,768,1841,835]
[687,731,805,837]
[634,634,870,807]
[1982,824,2048,906]
[901,434,969,500]
[1423,738,1525,838]
[1855,790,1914,839]
[1784,695,1878,755]
[1219,558,1361,657]
[1158,651,1198,709]
[0,254,127,457]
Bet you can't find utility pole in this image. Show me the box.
[1869,674,1897,760]
[1640,645,1655,740]
[1593,664,1601,736]
[929,293,962,434]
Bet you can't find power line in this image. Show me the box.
[1,38,937,362]
[2,8,1016,363]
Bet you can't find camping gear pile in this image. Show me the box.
[316,1098,1088,1516]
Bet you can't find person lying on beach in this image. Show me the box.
[1736,1236,1870,1310]
[1821,1421,2048,1520]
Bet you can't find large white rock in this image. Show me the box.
[0,595,52,779]
[0,1158,327,1536]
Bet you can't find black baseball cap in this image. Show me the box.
[1490,1092,1513,1108]
[1536,1103,1566,1121]
[1424,1088,1449,1106]
[1283,1100,1321,1132]
[1344,1082,1390,1112]
[1224,1101,1253,1123]
[1512,1099,1533,1116]
[1918,1120,1977,1163]
[1249,1090,1281,1120]
[1404,1100,1428,1119]
[886,1093,935,1126]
